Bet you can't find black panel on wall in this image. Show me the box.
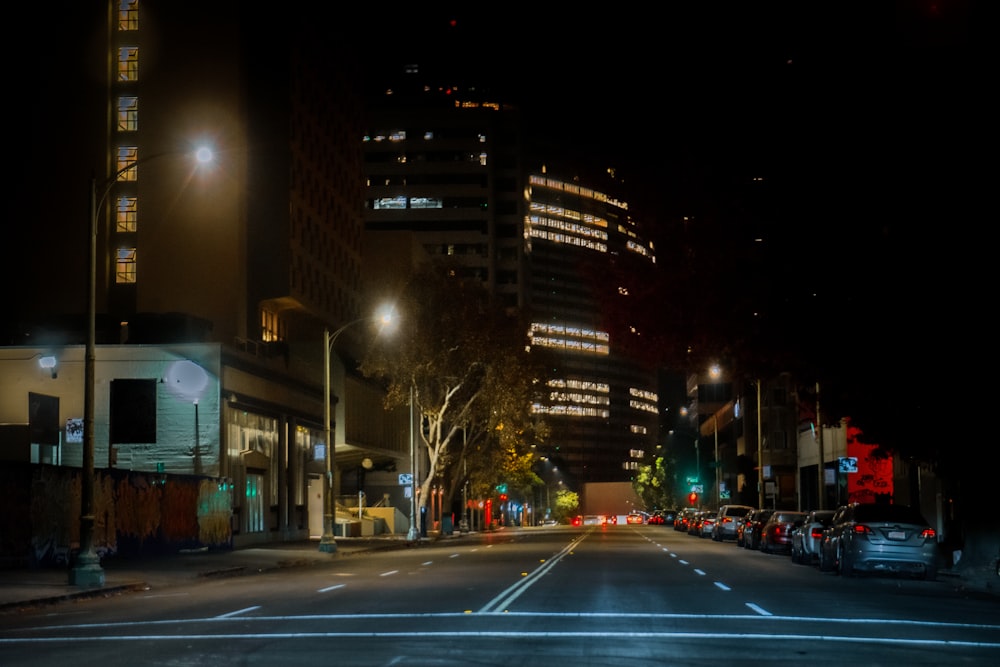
[110,379,157,444]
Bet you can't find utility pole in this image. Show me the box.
[816,381,824,510]
[756,378,764,509]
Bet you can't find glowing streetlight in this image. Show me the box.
[319,307,395,553]
[71,146,213,588]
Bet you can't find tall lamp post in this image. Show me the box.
[72,147,213,587]
[319,310,395,553]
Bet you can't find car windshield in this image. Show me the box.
[854,504,927,525]
[728,507,751,517]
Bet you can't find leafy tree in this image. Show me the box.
[633,454,679,512]
[550,488,580,524]
[360,260,551,528]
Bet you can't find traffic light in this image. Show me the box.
[499,493,508,502]
[688,492,698,506]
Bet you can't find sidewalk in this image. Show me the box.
[0,536,421,614]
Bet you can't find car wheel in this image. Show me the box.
[791,545,801,564]
[819,545,833,572]
[838,544,853,577]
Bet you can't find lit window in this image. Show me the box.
[118,0,138,31]
[118,46,138,82]
[261,309,280,342]
[117,96,138,131]
[373,196,407,210]
[117,146,138,181]
[116,196,137,232]
[116,248,137,283]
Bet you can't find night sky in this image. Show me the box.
[361,2,982,455]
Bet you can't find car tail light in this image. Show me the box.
[851,524,872,535]
[920,528,936,539]
[810,527,824,539]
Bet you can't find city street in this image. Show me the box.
[1,525,997,665]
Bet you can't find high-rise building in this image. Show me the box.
[524,172,659,484]
[362,65,660,488]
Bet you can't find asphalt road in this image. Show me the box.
[1,526,998,665]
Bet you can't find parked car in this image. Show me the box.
[743,509,774,550]
[790,509,836,565]
[698,511,718,538]
[735,512,755,547]
[760,510,807,554]
[712,504,754,542]
[818,502,940,580]
[688,510,711,536]
[675,508,699,532]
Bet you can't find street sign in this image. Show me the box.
[838,457,858,473]
[691,484,704,493]
[398,473,413,485]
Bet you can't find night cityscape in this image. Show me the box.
[0,1,993,595]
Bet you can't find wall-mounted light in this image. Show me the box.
[38,355,58,379]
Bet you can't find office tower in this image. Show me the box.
[363,66,659,487]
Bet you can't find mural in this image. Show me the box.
[844,420,893,504]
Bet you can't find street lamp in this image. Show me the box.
[71,147,213,588]
[319,309,395,553]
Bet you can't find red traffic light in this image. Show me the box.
[499,493,508,502]
[688,492,698,505]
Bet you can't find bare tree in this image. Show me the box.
[361,260,550,525]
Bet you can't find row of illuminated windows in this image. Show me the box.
[531,403,610,419]
[626,239,655,261]
[525,215,608,242]
[529,336,610,355]
[629,387,659,402]
[531,323,609,342]
[372,196,443,210]
[630,399,658,414]
[114,6,138,284]
[113,146,140,283]
[525,228,608,253]
[528,201,608,228]
[371,196,490,210]
[547,392,610,406]
[528,175,628,211]
[547,378,609,393]
[364,129,488,143]
[630,425,647,435]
